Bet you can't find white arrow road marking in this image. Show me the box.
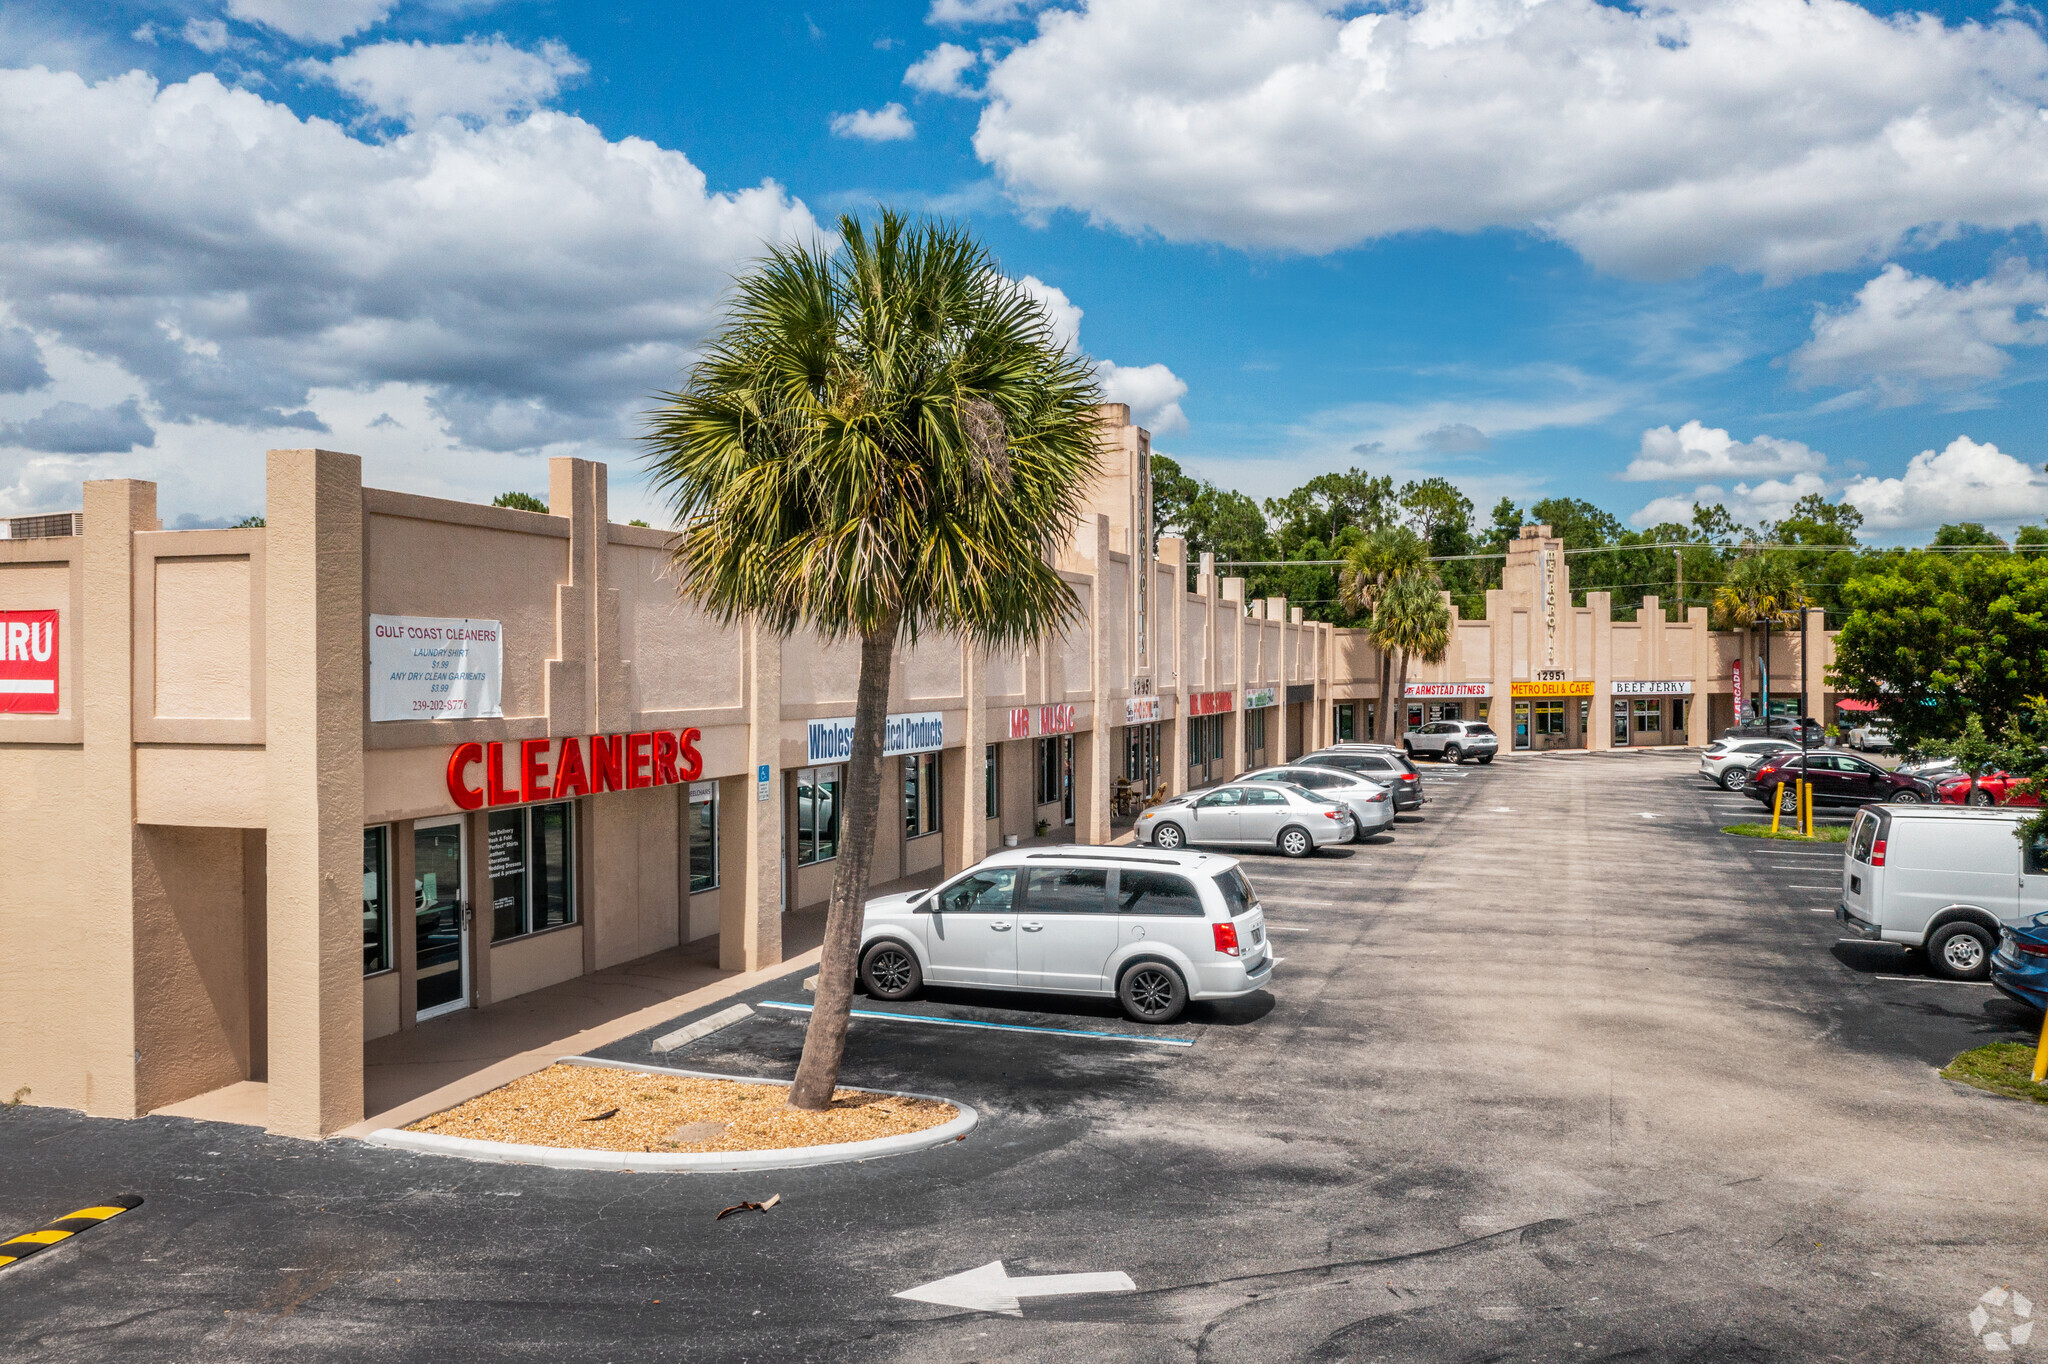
[895,1260,1137,1317]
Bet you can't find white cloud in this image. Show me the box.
[1790,261,2048,404]
[226,0,394,46]
[829,102,916,142]
[0,65,820,517]
[1098,360,1188,434]
[1628,474,1828,529]
[298,37,587,127]
[1014,275,1187,432]
[928,0,1034,24]
[1839,436,2048,531]
[905,42,979,95]
[1624,421,1825,482]
[967,0,2048,278]
[181,19,234,54]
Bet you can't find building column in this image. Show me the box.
[264,449,365,1139]
[80,479,153,1118]
[1223,576,1247,778]
[944,648,988,875]
[1588,591,1613,752]
[722,621,783,972]
[1688,607,1712,746]
[1802,606,1827,723]
[1074,514,1113,845]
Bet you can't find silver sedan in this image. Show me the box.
[1235,764,1396,839]
[1136,781,1355,857]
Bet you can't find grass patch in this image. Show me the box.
[1721,822,1850,843]
[1942,1043,2048,1105]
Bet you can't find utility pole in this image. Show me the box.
[1674,547,1684,621]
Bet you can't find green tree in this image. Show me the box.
[2017,523,2048,555]
[232,514,265,528]
[1371,571,1452,739]
[1713,553,1808,721]
[642,210,1101,1109]
[1263,467,1395,556]
[493,491,549,513]
[1338,527,1430,739]
[1526,496,1622,551]
[1932,522,2008,549]
[1829,551,2048,750]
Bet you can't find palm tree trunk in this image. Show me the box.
[1391,649,1411,745]
[1376,642,1395,742]
[789,620,896,1111]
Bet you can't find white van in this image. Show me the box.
[1835,805,2048,980]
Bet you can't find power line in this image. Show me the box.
[1215,539,2034,570]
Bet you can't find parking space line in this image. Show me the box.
[1873,974,1992,986]
[756,1001,1197,1046]
[1263,925,1313,934]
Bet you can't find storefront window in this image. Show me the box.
[1633,699,1662,734]
[985,744,998,820]
[689,782,718,893]
[1513,700,1530,749]
[363,826,390,975]
[1245,707,1268,760]
[490,803,576,941]
[1534,699,1566,737]
[1036,737,1066,807]
[1334,702,1355,742]
[795,765,842,866]
[1670,697,1688,733]
[905,751,940,838]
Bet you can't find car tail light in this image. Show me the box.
[1400,772,1417,781]
[1870,838,1886,868]
[1366,792,1387,802]
[2016,940,2048,959]
[1213,922,1241,957]
[1324,809,1344,819]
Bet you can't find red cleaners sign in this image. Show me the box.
[447,728,704,811]
[0,610,58,714]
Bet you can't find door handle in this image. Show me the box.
[1021,922,1044,932]
[990,921,1012,931]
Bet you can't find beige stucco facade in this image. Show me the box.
[0,408,1837,1137]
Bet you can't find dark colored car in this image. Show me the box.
[1936,768,2041,808]
[1301,746,1426,812]
[1992,916,2048,1012]
[1723,716,1825,743]
[1745,748,1936,813]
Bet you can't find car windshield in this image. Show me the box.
[1467,724,1494,735]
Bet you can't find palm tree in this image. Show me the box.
[1713,552,1807,724]
[1371,572,1453,741]
[642,211,1102,1109]
[1338,527,1428,740]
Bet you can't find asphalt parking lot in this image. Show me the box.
[7,750,2048,1361]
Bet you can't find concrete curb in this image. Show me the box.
[358,1056,978,1173]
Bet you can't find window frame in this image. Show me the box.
[985,743,999,821]
[1114,867,1206,917]
[488,801,577,943]
[688,780,719,894]
[795,764,844,867]
[905,750,941,840]
[363,824,392,977]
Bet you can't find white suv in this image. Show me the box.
[1404,720,1499,764]
[857,848,1276,1023]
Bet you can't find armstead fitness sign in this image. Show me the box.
[370,615,503,722]
[447,729,703,810]
[0,610,58,714]
[1404,682,1490,698]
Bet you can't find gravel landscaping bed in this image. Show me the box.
[406,1063,959,1154]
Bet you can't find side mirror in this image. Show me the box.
[909,892,930,911]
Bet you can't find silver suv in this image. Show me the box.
[1403,720,1498,764]
[1135,781,1356,857]
[1235,764,1396,839]
[857,848,1276,1023]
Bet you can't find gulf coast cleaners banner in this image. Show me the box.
[370,615,503,722]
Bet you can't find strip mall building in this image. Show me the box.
[0,406,1842,1136]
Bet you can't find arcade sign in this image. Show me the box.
[448,728,702,811]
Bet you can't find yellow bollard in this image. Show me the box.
[1770,781,1785,835]
[1802,780,1814,838]
[2033,1007,2048,1085]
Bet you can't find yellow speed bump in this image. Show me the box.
[0,1196,143,1272]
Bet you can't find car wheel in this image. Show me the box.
[1927,922,1995,982]
[1402,741,1415,757]
[1889,790,1924,804]
[1969,789,1997,806]
[1118,960,1188,1024]
[1277,825,1314,858]
[1445,745,1462,764]
[1151,822,1185,851]
[859,940,923,1001]
[1719,768,1743,791]
[1778,785,1798,815]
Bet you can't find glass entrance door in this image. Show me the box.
[1613,698,1630,746]
[414,816,469,1020]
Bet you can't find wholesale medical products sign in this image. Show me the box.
[369,615,504,722]
[0,610,58,714]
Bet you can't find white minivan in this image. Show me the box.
[1835,805,2048,980]
[856,847,1276,1023]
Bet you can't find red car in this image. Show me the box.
[1935,769,2041,807]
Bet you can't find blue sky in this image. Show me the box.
[0,0,2044,541]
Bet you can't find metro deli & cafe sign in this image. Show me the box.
[448,729,703,810]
